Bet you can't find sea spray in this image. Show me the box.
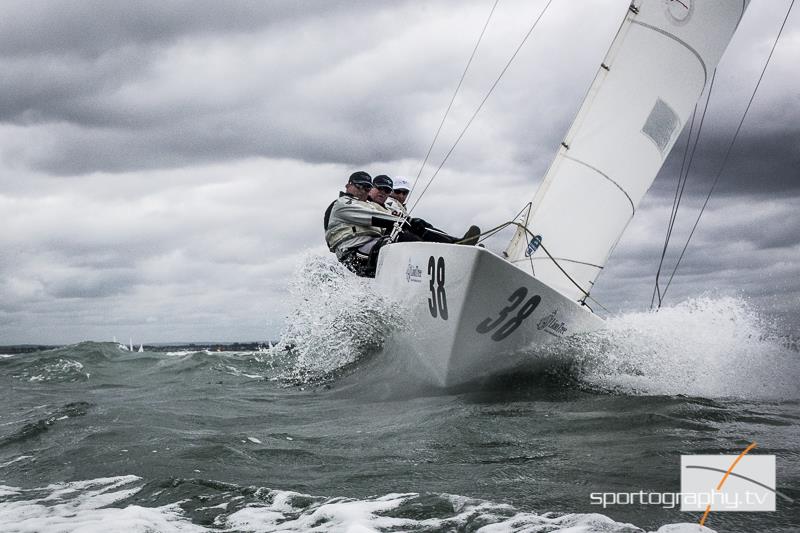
[570,296,800,399]
[276,254,408,383]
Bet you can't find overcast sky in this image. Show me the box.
[1,0,798,344]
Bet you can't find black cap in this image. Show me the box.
[348,171,372,186]
[372,175,393,189]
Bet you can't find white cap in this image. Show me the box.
[392,176,412,191]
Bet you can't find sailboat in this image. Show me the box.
[374,0,748,387]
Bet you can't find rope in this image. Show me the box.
[473,203,532,243]
[504,221,611,313]
[660,0,795,304]
[447,217,610,313]
[410,0,500,195]
[408,0,555,215]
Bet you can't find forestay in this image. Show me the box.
[505,0,748,301]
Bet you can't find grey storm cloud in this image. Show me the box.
[0,0,614,176]
[0,1,382,58]
[0,0,449,175]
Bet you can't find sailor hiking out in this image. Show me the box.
[385,176,410,217]
[324,171,480,277]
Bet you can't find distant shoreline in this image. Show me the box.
[0,341,278,355]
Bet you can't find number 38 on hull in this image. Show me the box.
[374,242,605,387]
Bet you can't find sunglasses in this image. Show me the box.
[352,183,372,190]
[376,186,392,193]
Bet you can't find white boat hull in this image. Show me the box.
[374,242,605,387]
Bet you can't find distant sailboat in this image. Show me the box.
[138,344,144,353]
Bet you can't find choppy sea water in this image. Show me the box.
[1,258,799,533]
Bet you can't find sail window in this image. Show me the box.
[642,98,679,153]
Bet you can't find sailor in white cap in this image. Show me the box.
[385,176,411,217]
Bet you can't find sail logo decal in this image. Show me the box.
[536,309,568,336]
[525,234,542,257]
[664,0,694,26]
[406,259,422,283]
[642,98,679,154]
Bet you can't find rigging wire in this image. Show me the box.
[408,0,555,215]
[437,207,611,314]
[410,0,500,195]
[651,102,698,309]
[506,221,611,314]
[650,69,718,309]
[659,0,795,305]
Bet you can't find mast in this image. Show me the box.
[505,0,748,301]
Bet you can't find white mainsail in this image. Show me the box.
[505,0,748,301]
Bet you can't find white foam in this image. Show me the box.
[164,350,195,356]
[0,456,33,469]
[23,358,86,383]
[0,485,21,497]
[572,296,800,399]
[0,476,205,533]
[653,525,716,533]
[222,492,414,532]
[217,364,264,379]
[277,254,408,382]
[0,476,718,533]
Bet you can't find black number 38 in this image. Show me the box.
[476,287,540,341]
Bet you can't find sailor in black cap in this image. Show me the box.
[367,174,395,211]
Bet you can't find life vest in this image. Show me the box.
[324,194,386,253]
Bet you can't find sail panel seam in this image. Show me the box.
[630,21,708,86]
[562,154,635,215]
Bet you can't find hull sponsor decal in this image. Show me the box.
[406,259,422,283]
[537,309,568,336]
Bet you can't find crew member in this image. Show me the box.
[324,171,400,277]
[367,175,394,211]
[324,172,482,277]
[385,176,410,217]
